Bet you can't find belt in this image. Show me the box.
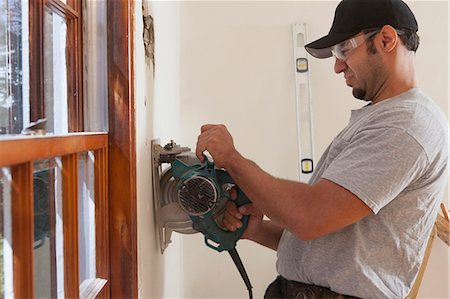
[264,276,360,299]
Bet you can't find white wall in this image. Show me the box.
[137,2,186,298]
[137,1,449,298]
[136,2,161,298]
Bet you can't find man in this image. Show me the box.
[196,0,449,298]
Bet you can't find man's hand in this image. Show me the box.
[223,202,264,240]
[196,124,238,169]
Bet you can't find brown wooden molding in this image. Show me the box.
[79,278,108,299]
[95,147,111,298]
[62,154,80,298]
[107,0,137,297]
[11,162,34,298]
[29,0,45,122]
[0,133,108,167]
[45,0,79,19]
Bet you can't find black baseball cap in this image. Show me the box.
[305,0,418,59]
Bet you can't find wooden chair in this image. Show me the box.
[406,203,449,299]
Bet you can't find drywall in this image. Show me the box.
[137,2,187,298]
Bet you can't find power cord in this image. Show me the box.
[228,247,253,299]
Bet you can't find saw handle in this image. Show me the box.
[199,170,251,252]
[201,212,250,252]
[224,184,251,238]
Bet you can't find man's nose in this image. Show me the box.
[334,57,347,73]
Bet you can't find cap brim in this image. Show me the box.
[305,31,359,59]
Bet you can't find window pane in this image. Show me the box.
[78,152,96,285]
[0,0,29,135]
[43,9,68,134]
[33,159,64,298]
[0,167,13,298]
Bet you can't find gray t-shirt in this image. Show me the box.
[276,88,449,298]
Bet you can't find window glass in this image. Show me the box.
[0,0,29,135]
[0,167,13,298]
[33,159,64,298]
[77,151,96,285]
[43,9,68,134]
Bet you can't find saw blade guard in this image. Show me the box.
[172,156,251,252]
[152,140,197,253]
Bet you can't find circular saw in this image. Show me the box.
[153,140,251,252]
[152,140,253,298]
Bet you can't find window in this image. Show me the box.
[0,0,109,298]
[0,0,27,134]
[0,0,83,134]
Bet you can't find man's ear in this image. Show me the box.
[379,25,399,52]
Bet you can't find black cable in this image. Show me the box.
[228,247,253,299]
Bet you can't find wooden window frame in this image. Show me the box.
[1,0,115,297]
[29,0,83,132]
[1,133,109,298]
[2,0,138,297]
[106,1,137,297]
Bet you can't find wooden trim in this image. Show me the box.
[28,0,84,128]
[94,280,110,299]
[29,0,45,121]
[0,133,108,167]
[107,0,137,297]
[65,0,83,132]
[11,162,34,298]
[73,0,84,132]
[45,0,79,19]
[66,16,80,132]
[79,278,108,299]
[94,147,110,298]
[62,154,79,298]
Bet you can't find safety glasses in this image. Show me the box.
[331,30,380,61]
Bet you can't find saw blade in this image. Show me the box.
[159,168,195,228]
[160,167,179,206]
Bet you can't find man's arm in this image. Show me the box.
[246,220,284,251]
[197,124,373,241]
[224,201,284,251]
[227,154,372,240]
